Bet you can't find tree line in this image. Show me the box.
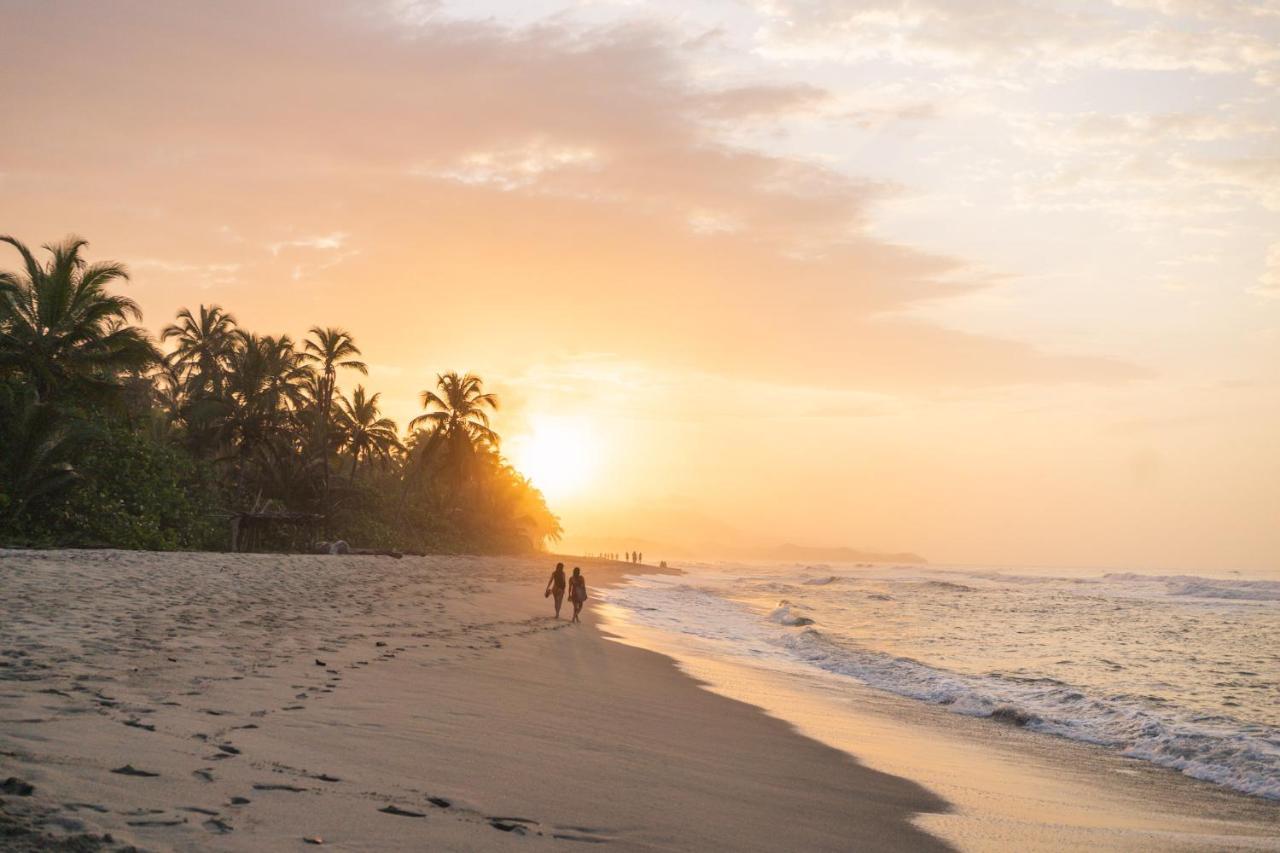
[0,235,562,553]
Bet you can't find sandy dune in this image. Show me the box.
[0,550,947,851]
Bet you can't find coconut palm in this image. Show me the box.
[0,235,159,402]
[152,362,187,424]
[161,304,238,399]
[335,385,401,477]
[409,371,500,449]
[302,327,366,506]
[222,332,310,456]
[0,395,79,521]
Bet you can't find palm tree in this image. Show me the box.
[302,327,366,509]
[161,304,238,399]
[0,235,159,403]
[409,372,500,449]
[0,394,79,521]
[335,385,401,477]
[222,332,310,463]
[152,361,187,424]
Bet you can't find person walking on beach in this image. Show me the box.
[568,567,588,623]
[545,562,567,619]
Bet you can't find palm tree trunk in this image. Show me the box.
[319,375,332,534]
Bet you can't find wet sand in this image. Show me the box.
[0,550,948,851]
[601,613,1280,852]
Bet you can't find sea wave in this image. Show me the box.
[1103,573,1280,602]
[768,601,815,626]
[773,626,1280,799]
[606,568,1280,800]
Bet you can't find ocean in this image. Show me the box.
[602,561,1280,800]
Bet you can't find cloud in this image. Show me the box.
[0,0,1143,392]
[1180,154,1280,211]
[133,258,241,289]
[413,138,601,191]
[1254,241,1280,297]
[1024,111,1276,147]
[696,83,833,120]
[749,0,1280,80]
[267,232,351,255]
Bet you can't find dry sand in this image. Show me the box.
[0,550,949,851]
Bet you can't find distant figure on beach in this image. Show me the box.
[545,562,567,619]
[569,567,588,623]
[638,552,643,564]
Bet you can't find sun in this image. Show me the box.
[508,415,602,502]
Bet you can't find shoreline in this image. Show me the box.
[598,598,1280,851]
[0,549,950,851]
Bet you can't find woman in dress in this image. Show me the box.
[568,567,588,623]
[545,562,567,619]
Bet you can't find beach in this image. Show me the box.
[0,550,948,851]
[602,563,1280,851]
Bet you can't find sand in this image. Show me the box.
[0,550,949,851]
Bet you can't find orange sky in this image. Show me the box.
[2,0,1278,569]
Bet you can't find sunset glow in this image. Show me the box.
[508,415,603,502]
[4,4,1280,847]
[1,0,1277,570]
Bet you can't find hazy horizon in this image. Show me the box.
[3,0,1278,571]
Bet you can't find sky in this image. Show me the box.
[2,0,1278,570]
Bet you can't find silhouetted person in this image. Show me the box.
[638,552,643,564]
[569,567,588,623]
[545,562,567,619]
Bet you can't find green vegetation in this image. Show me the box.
[0,235,562,553]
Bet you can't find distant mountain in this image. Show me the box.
[757,542,926,565]
[558,503,925,565]
[561,534,925,565]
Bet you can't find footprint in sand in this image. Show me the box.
[111,764,159,777]
[2,777,35,796]
[489,816,539,834]
[379,805,426,817]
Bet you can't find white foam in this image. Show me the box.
[768,601,815,626]
[605,568,1280,801]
